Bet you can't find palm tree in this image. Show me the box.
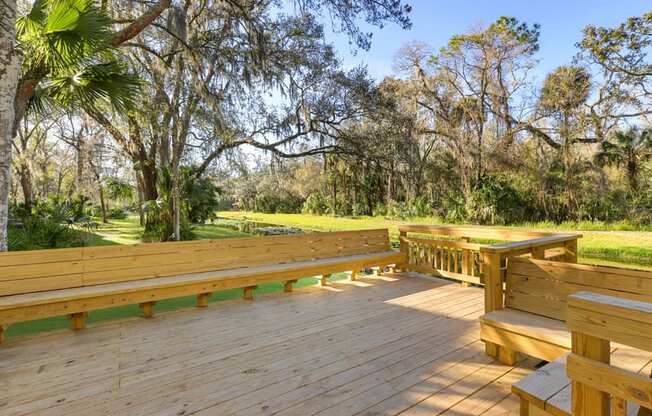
[1,0,169,251]
[595,128,652,192]
[16,0,140,117]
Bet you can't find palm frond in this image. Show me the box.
[44,61,142,113]
[18,0,112,71]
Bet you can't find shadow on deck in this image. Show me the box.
[0,273,539,416]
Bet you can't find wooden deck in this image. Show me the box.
[0,273,540,416]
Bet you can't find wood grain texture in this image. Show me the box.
[0,230,405,330]
[0,275,536,416]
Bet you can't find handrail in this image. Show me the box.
[398,224,556,241]
[399,236,487,251]
[566,292,652,416]
[480,233,581,255]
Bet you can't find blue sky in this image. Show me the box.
[322,0,651,83]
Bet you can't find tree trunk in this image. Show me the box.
[0,0,23,251]
[18,161,33,213]
[75,137,85,193]
[98,183,107,223]
[135,172,145,226]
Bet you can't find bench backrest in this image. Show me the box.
[506,257,652,321]
[0,229,391,296]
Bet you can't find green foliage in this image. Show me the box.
[465,174,529,225]
[254,192,303,214]
[104,177,134,203]
[595,128,652,192]
[7,195,97,251]
[302,192,329,215]
[106,207,128,219]
[182,172,221,224]
[17,0,141,115]
[539,66,591,114]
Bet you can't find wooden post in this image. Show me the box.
[564,239,578,263]
[320,274,330,286]
[398,230,408,271]
[197,293,210,307]
[283,280,297,293]
[611,397,626,416]
[350,271,357,281]
[482,249,509,360]
[571,331,610,416]
[139,302,155,318]
[69,312,86,330]
[243,286,257,300]
[531,247,545,260]
[519,398,530,416]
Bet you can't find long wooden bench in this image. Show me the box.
[512,292,652,416]
[0,229,404,343]
[480,257,652,365]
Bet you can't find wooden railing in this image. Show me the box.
[398,224,581,295]
[401,236,485,285]
[566,292,652,416]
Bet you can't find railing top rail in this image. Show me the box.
[481,233,581,254]
[398,224,580,243]
[567,291,652,352]
[399,236,487,251]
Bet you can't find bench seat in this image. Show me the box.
[512,346,652,416]
[480,257,652,364]
[0,250,403,325]
[480,309,571,362]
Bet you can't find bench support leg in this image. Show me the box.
[69,312,86,330]
[139,302,155,318]
[497,345,519,366]
[284,280,297,293]
[372,267,380,277]
[388,265,396,274]
[197,293,210,308]
[485,341,499,358]
[320,274,331,286]
[519,398,530,416]
[243,286,257,301]
[350,271,357,281]
[0,325,4,345]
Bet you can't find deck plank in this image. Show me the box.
[0,273,538,416]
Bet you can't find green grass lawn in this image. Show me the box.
[218,211,652,270]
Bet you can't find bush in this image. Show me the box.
[107,207,128,219]
[465,174,529,225]
[7,216,87,250]
[302,193,329,215]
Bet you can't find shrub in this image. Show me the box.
[107,207,128,219]
[302,192,329,215]
[465,174,529,225]
[7,216,87,250]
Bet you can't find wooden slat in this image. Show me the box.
[0,229,392,296]
[567,292,652,352]
[506,258,652,320]
[567,354,652,411]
